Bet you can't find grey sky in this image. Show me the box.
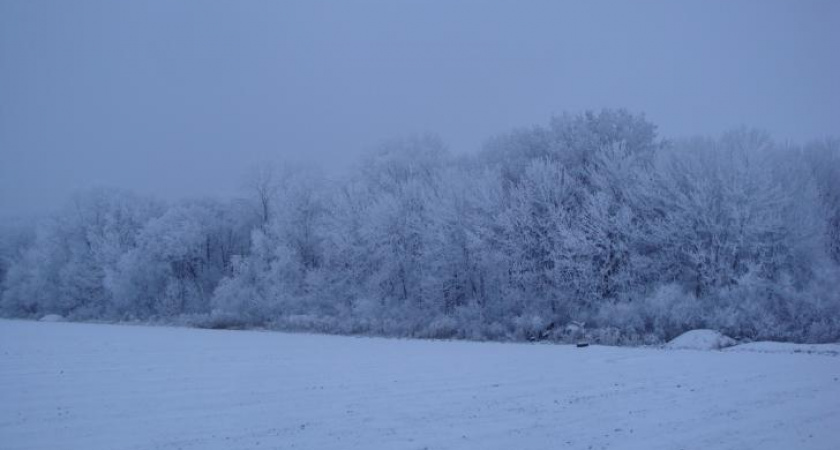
[2,0,838,216]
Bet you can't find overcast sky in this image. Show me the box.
[1,0,838,216]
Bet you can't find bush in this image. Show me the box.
[185,311,255,330]
[416,315,460,339]
[511,314,549,341]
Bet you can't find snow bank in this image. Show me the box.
[665,329,737,350]
[38,314,64,322]
[725,341,840,356]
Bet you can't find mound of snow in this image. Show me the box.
[665,329,736,350]
[38,314,64,323]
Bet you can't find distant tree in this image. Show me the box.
[803,138,840,264]
[652,129,825,297]
[112,199,249,318]
[1,189,162,317]
[212,166,328,321]
[243,163,282,229]
[2,112,838,343]
[0,217,36,298]
[360,136,449,310]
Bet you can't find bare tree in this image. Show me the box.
[243,163,281,228]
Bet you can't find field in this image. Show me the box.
[1,319,839,450]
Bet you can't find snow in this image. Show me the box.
[665,329,737,350]
[726,341,840,356]
[37,314,64,322]
[1,320,839,450]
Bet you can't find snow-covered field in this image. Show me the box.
[1,320,839,450]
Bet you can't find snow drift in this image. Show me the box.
[665,329,737,350]
[38,314,64,322]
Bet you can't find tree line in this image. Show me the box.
[2,110,838,343]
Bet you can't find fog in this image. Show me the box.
[2,0,838,216]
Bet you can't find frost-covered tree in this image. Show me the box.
[358,136,448,312]
[652,130,824,297]
[112,199,249,318]
[803,139,840,264]
[479,110,661,323]
[496,159,575,315]
[2,111,838,343]
[0,217,36,300]
[425,167,503,317]
[1,189,162,318]
[243,163,282,229]
[212,167,329,321]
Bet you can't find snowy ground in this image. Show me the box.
[1,320,839,450]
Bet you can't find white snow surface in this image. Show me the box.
[665,329,737,350]
[1,320,839,450]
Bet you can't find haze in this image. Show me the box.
[2,0,838,216]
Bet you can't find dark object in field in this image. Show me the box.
[576,342,589,348]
